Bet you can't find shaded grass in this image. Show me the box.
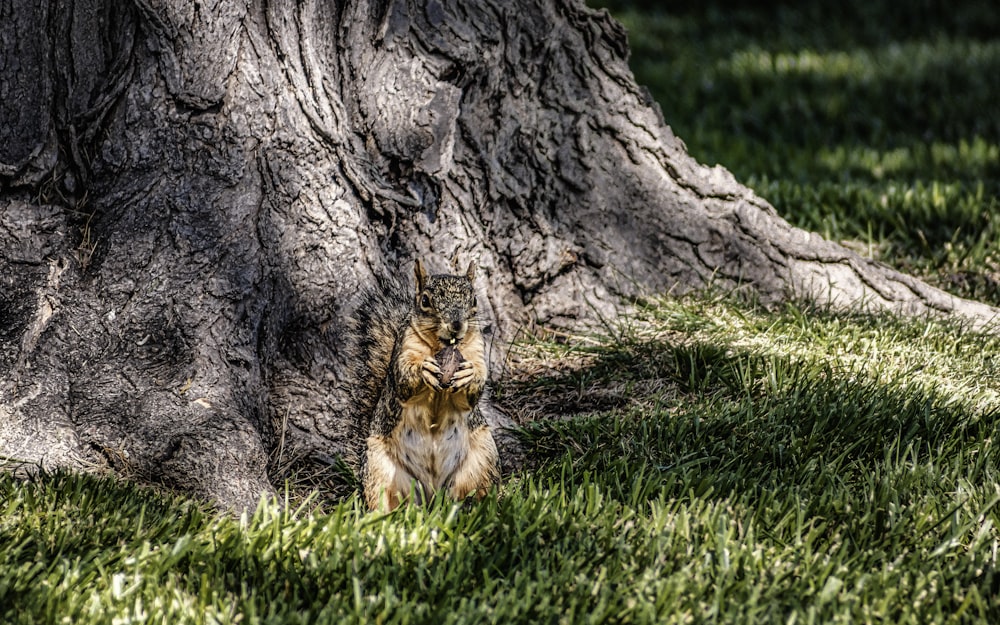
[505,297,1000,621]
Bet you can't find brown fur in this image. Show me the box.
[355,260,499,510]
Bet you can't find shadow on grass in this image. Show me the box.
[501,318,998,520]
[596,0,1000,45]
[591,0,1000,309]
[627,22,1000,172]
[595,0,1000,177]
[0,472,212,621]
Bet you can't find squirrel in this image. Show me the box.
[350,259,500,510]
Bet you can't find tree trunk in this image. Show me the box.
[1,0,995,507]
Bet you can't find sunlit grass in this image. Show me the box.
[647,36,1000,173]
[815,138,1000,182]
[721,38,1000,82]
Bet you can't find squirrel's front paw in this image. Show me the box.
[449,361,477,389]
[421,357,443,390]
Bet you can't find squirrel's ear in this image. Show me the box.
[465,261,477,282]
[414,259,429,292]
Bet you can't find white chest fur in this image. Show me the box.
[392,389,474,495]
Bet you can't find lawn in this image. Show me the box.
[600,0,1000,304]
[3,0,999,623]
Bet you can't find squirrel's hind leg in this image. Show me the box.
[364,435,415,511]
[447,426,500,501]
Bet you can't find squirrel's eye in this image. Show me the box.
[420,294,431,309]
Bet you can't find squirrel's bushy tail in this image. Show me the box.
[347,273,412,427]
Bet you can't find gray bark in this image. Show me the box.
[1,0,996,507]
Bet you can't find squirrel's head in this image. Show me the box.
[413,259,478,347]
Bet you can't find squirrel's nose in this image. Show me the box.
[449,319,464,334]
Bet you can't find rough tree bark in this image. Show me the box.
[1,0,996,507]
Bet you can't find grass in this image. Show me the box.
[4,298,1000,623]
[4,0,1000,623]
[597,0,1000,304]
